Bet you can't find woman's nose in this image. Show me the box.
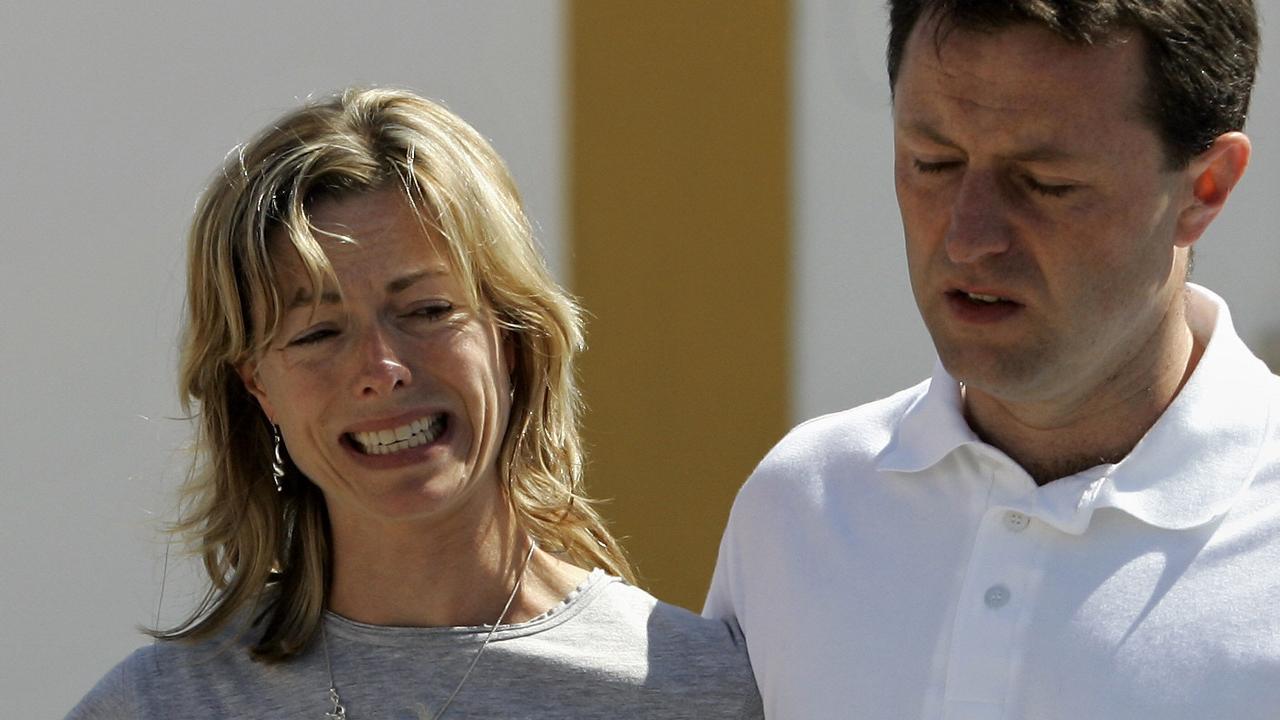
[351,327,411,398]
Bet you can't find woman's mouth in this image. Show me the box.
[347,414,448,455]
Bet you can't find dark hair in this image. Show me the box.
[886,0,1259,167]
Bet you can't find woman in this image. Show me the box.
[68,88,762,719]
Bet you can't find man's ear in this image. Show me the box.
[1175,131,1251,248]
[237,360,277,424]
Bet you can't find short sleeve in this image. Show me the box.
[703,510,740,621]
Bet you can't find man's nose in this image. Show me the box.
[945,170,1013,264]
[352,327,411,397]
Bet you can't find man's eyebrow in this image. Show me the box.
[898,118,1076,164]
[897,117,957,148]
[285,268,450,310]
[1007,144,1074,164]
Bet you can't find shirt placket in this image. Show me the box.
[942,485,1044,720]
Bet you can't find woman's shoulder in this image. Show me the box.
[64,644,150,719]
[547,573,763,718]
[590,577,751,651]
[64,624,263,719]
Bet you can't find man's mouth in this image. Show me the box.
[949,289,1018,306]
[943,289,1024,323]
[966,292,1002,303]
[347,414,448,456]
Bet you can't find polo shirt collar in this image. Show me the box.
[877,363,975,474]
[877,284,1276,533]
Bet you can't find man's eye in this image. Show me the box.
[289,328,338,346]
[1025,176,1075,198]
[914,159,962,174]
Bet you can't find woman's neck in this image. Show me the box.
[324,493,589,627]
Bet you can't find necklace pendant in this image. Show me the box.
[325,686,347,719]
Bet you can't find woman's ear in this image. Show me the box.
[237,360,277,424]
[502,332,517,377]
[1175,131,1251,248]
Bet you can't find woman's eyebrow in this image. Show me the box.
[285,268,450,310]
[286,288,341,310]
[386,267,448,295]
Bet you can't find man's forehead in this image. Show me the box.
[896,115,1084,166]
[894,19,1153,137]
[905,17,1145,92]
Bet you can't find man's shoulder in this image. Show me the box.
[755,379,930,476]
[730,379,930,513]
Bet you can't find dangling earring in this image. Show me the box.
[271,424,286,493]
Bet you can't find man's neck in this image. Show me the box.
[962,314,1204,486]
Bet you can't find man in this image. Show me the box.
[705,1,1278,717]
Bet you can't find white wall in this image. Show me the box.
[0,3,564,717]
[795,0,1280,421]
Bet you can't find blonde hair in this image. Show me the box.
[158,87,634,661]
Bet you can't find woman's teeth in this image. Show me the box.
[966,292,1004,303]
[351,415,446,455]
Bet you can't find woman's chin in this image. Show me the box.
[327,472,499,528]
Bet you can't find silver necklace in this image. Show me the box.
[320,539,538,720]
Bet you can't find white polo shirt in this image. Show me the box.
[705,285,1280,719]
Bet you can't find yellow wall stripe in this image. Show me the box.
[570,0,791,609]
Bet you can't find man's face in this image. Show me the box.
[893,20,1196,410]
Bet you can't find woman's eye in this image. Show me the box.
[288,328,338,346]
[408,302,453,320]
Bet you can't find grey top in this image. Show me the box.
[67,570,763,719]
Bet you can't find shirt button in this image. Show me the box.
[984,584,1011,609]
[1003,511,1030,532]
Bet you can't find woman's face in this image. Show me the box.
[241,188,514,529]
